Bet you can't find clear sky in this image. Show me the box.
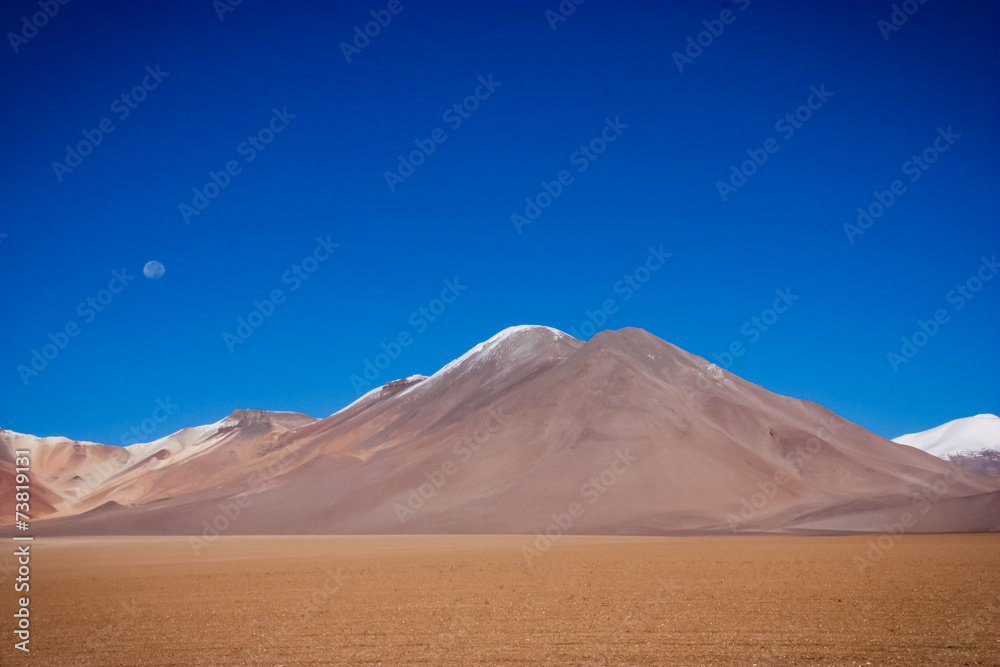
[1,0,997,445]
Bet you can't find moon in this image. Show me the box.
[143,261,165,280]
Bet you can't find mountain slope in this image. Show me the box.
[0,409,316,521]
[5,326,998,536]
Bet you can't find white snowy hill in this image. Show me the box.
[893,414,1000,458]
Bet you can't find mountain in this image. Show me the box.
[3,326,998,536]
[893,414,1000,457]
[893,414,1000,477]
[0,409,316,524]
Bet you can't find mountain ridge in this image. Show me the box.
[3,325,998,536]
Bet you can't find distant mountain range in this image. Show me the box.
[3,326,998,536]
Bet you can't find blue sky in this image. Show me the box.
[1,0,997,445]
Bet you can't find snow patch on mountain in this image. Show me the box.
[428,325,573,380]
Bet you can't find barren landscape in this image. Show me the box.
[6,328,999,538]
[4,1,998,665]
[2,534,997,666]
[4,327,998,664]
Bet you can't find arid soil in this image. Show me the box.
[1,535,997,666]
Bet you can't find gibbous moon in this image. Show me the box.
[143,261,165,280]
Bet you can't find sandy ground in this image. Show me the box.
[1,534,997,666]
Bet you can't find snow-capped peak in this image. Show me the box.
[893,413,1000,458]
[429,325,573,379]
[327,326,575,416]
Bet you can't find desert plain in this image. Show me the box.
[1,534,997,666]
